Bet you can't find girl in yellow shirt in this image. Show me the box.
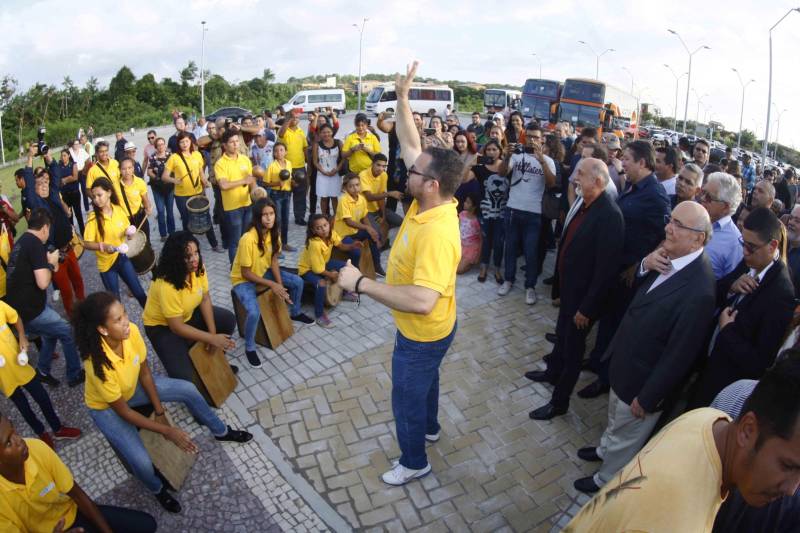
[75,292,253,514]
[335,173,384,276]
[263,142,294,251]
[118,158,154,241]
[82,177,147,307]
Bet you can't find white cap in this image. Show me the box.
[124,141,136,151]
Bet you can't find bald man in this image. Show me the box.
[574,200,717,494]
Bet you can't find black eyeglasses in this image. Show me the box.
[739,236,770,254]
[408,166,437,182]
[664,214,705,233]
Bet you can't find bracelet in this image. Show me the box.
[355,275,366,294]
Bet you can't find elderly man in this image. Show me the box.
[699,172,743,279]
[786,205,800,296]
[527,158,624,420]
[673,162,703,207]
[574,201,716,493]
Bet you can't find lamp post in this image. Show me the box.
[621,67,634,94]
[731,68,755,148]
[353,18,368,112]
[668,29,710,134]
[0,110,4,164]
[693,90,708,134]
[664,64,687,132]
[772,106,788,158]
[531,53,542,79]
[763,8,800,163]
[200,21,207,119]
[577,40,614,79]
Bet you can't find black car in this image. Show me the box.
[206,107,253,123]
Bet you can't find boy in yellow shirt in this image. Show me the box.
[358,153,405,234]
[277,111,309,225]
[334,173,384,276]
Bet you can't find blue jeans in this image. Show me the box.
[342,230,382,273]
[26,305,82,382]
[393,324,456,470]
[232,269,304,351]
[480,215,505,268]
[503,208,542,288]
[151,187,175,238]
[99,254,147,307]
[269,190,290,246]
[301,259,346,318]
[223,206,253,263]
[89,375,227,494]
[175,194,219,248]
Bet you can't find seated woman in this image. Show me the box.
[74,292,252,514]
[142,231,238,403]
[0,412,157,533]
[297,214,360,328]
[333,173,384,276]
[231,198,313,368]
[82,177,147,307]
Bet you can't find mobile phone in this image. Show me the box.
[477,155,494,165]
[424,128,436,135]
[383,111,395,118]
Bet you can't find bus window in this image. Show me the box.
[366,88,383,103]
[381,90,397,102]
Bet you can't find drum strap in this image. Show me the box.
[119,180,134,218]
[178,153,200,191]
[95,162,112,181]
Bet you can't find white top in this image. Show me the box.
[642,247,704,293]
[660,175,677,196]
[506,152,556,214]
[316,142,341,175]
[69,147,90,172]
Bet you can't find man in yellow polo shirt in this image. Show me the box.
[0,413,157,532]
[86,140,120,189]
[358,153,405,233]
[278,111,309,225]
[339,61,465,487]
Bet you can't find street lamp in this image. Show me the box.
[772,106,788,158]
[621,67,634,94]
[577,40,614,79]
[693,90,709,134]
[668,29,711,134]
[763,7,800,163]
[664,64,687,132]
[200,21,208,119]
[353,18,368,112]
[531,53,542,79]
[731,68,755,148]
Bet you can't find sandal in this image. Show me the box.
[477,268,487,283]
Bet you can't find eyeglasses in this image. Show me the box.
[739,236,770,254]
[408,166,437,182]
[698,190,725,204]
[664,214,705,233]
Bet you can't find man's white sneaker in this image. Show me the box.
[425,432,440,443]
[498,281,512,296]
[526,288,538,305]
[381,461,432,486]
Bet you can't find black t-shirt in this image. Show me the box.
[43,198,72,249]
[6,232,48,321]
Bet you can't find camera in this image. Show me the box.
[512,143,523,154]
[36,127,48,156]
[47,244,65,263]
[423,128,436,136]
[477,155,494,165]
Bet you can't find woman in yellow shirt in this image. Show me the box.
[143,231,238,402]
[118,158,153,241]
[341,114,382,174]
[75,292,252,514]
[263,142,294,251]
[83,177,147,307]
[334,173,384,276]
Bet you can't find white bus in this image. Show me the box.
[483,88,521,115]
[281,89,346,115]
[365,83,454,115]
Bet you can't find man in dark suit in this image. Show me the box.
[527,158,624,420]
[573,201,717,493]
[688,207,796,408]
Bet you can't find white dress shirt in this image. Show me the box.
[640,247,704,293]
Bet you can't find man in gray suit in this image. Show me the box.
[574,201,717,493]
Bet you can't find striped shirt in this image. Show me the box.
[710,380,757,418]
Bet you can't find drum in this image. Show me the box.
[325,282,342,307]
[186,194,212,234]
[70,229,84,260]
[127,231,155,274]
[292,168,307,188]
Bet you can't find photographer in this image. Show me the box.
[342,113,382,175]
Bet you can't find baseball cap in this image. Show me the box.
[124,141,137,151]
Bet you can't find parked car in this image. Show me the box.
[206,107,253,123]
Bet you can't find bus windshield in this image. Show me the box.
[521,96,551,121]
[522,80,558,98]
[484,90,507,108]
[558,102,601,128]
[562,81,604,104]
[366,87,383,103]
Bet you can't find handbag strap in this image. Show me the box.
[178,152,200,190]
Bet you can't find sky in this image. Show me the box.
[2,0,800,149]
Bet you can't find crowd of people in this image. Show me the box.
[0,61,799,530]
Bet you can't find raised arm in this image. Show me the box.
[395,61,422,168]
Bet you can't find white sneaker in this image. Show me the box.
[425,432,440,443]
[381,461,432,486]
[498,281,512,296]
[526,288,538,305]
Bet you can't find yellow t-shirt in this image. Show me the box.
[266,160,293,192]
[165,151,204,197]
[86,159,120,189]
[298,231,343,275]
[387,199,460,342]
[333,193,368,237]
[343,132,382,174]
[83,204,129,273]
[231,228,276,287]
[358,168,388,213]
[214,153,253,211]
[84,323,147,410]
[142,271,208,327]
[279,126,308,167]
[0,301,34,397]
[117,176,148,215]
[0,438,77,533]
[564,408,730,533]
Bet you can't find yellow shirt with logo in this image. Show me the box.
[279,126,308,167]
[358,168,388,213]
[117,176,148,215]
[84,322,147,410]
[266,160,294,192]
[143,271,208,327]
[86,159,120,189]
[0,301,34,397]
[165,151,204,197]
[334,193,368,237]
[83,204,129,273]
[215,153,253,212]
[387,199,460,342]
[0,438,77,533]
[343,132,382,174]
[231,228,276,286]
[298,231,343,275]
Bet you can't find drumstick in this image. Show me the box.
[135,213,149,232]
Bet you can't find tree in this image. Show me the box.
[108,66,136,100]
[135,73,166,108]
[262,68,275,84]
[0,75,18,110]
[180,61,198,85]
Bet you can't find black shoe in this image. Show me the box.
[545,332,558,344]
[246,350,262,368]
[477,271,487,283]
[215,425,253,443]
[230,364,239,375]
[529,403,568,420]
[577,446,602,462]
[580,359,597,374]
[67,370,85,388]
[543,276,554,286]
[295,219,307,226]
[574,475,601,494]
[577,380,610,399]
[524,370,557,385]
[291,313,314,324]
[36,371,60,387]
[155,487,182,513]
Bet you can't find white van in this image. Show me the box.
[282,89,346,115]
[365,83,454,115]
[483,88,521,115]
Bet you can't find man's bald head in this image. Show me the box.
[664,201,713,259]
